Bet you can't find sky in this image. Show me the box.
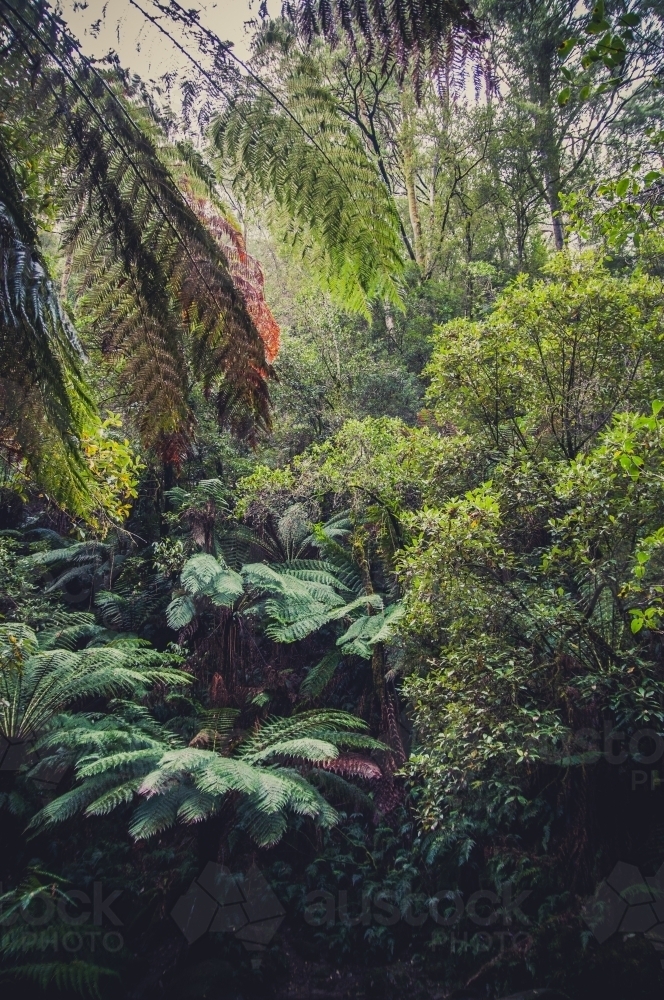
[60,0,266,79]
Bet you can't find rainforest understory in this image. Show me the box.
[3,1,664,997]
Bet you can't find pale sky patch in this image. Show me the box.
[59,0,268,79]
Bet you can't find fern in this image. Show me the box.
[25,541,112,594]
[282,0,482,85]
[166,552,244,626]
[335,601,404,657]
[300,648,343,698]
[171,530,401,663]
[308,767,374,812]
[212,47,404,315]
[0,623,189,742]
[180,553,244,603]
[94,587,166,633]
[189,707,240,751]
[29,706,383,847]
[0,125,93,509]
[0,3,273,470]
[0,961,117,998]
[166,594,197,630]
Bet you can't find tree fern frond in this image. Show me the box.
[180,553,244,605]
[282,0,482,88]
[300,649,343,698]
[77,749,163,779]
[0,960,117,998]
[212,69,404,315]
[280,563,355,593]
[0,6,273,458]
[166,594,197,630]
[308,767,374,812]
[243,736,339,764]
[235,795,289,846]
[238,709,370,756]
[127,787,185,839]
[0,128,92,501]
[175,788,219,825]
[83,778,143,816]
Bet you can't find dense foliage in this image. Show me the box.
[3,0,664,998]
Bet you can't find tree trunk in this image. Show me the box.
[542,139,564,250]
[399,90,425,270]
[403,147,425,269]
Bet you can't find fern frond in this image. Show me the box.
[180,553,244,605]
[238,709,370,756]
[243,737,339,764]
[0,129,92,505]
[316,754,382,780]
[212,64,404,315]
[0,7,273,459]
[300,649,343,698]
[0,961,117,998]
[166,594,197,630]
[282,0,482,88]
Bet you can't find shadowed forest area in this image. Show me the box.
[3,1,664,997]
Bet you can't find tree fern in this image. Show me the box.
[0,623,189,742]
[29,706,383,847]
[60,74,271,450]
[26,540,112,595]
[0,2,273,470]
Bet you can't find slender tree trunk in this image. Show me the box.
[399,91,425,270]
[403,147,425,269]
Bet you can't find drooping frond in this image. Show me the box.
[0,125,93,506]
[315,753,382,780]
[262,591,383,644]
[335,600,404,657]
[0,135,87,431]
[0,959,117,998]
[0,2,273,457]
[60,78,271,450]
[37,613,102,651]
[300,648,343,699]
[281,0,483,87]
[211,55,405,314]
[183,186,281,363]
